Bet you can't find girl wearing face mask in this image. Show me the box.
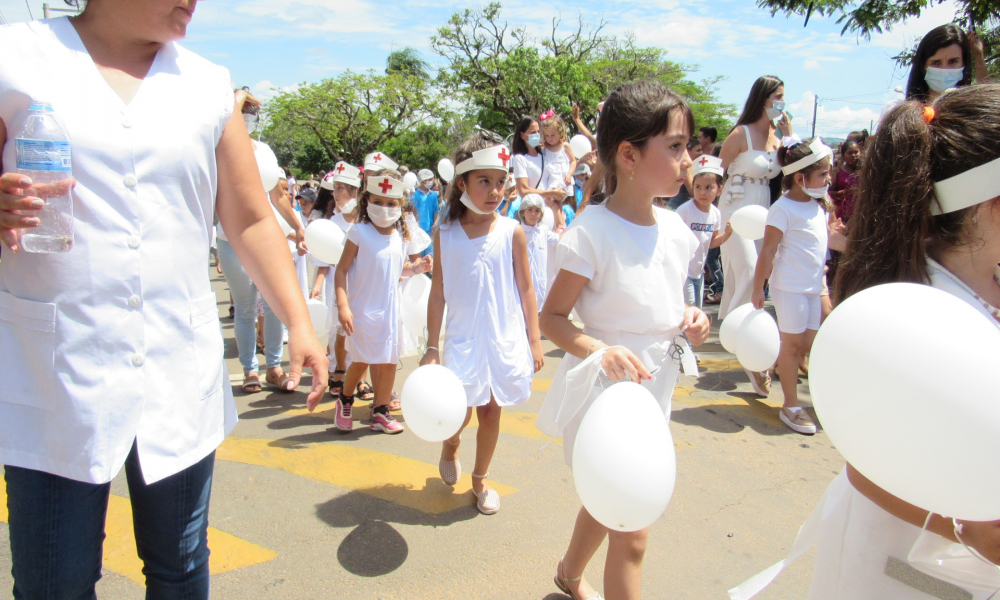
[421,136,544,515]
[312,172,431,434]
[751,137,832,436]
[716,75,790,397]
[906,24,989,104]
[512,116,566,209]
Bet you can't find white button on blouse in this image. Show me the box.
[0,18,238,484]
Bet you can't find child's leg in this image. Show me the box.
[471,397,501,493]
[341,362,369,404]
[605,528,649,600]
[369,364,395,409]
[561,507,608,600]
[441,408,474,461]
[777,331,807,407]
[335,334,348,373]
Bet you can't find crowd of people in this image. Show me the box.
[0,2,997,598]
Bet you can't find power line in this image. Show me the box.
[24,0,33,19]
[824,90,892,102]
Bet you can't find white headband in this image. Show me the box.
[781,138,833,176]
[455,146,512,177]
[932,155,1000,215]
[366,175,404,199]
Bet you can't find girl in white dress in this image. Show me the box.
[541,111,578,218]
[536,81,711,600]
[421,136,545,515]
[730,85,1000,600]
[311,173,431,434]
[518,193,562,309]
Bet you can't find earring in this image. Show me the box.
[974,211,980,225]
[629,170,635,181]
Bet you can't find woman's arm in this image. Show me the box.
[216,107,328,399]
[420,230,446,366]
[578,160,604,212]
[828,212,848,253]
[571,102,598,149]
[969,30,991,83]
[719,127,746,172]
[751,225,782,309]
[512,227,543,372]
[269,185,306,255]
[516,177,563,201]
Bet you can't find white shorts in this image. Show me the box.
[770,289,822,334]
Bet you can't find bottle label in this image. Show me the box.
[16,139,72,171]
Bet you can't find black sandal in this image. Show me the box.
[329,370,346,396]
[355,381,375,403]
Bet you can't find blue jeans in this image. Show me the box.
[217,238,284,373]
[685,275,705,309]
[5,444,215,600]
[705,246,724,295]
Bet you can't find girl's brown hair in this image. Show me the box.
[540,114,568,143]
[357,169,410,242]
[833,84,1000,304]
[444,133,501,222]
[778,137,828,193]
[596,80,695,195]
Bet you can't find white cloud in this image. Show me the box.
[232,0,393,34]
[788,91,880,138]
[869,0,963,50]
[251,80,300,102]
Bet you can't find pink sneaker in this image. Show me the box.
[370,409,404,434]
[334,396,353,432]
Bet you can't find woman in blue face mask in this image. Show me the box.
[512,116,565,214]
[905,24,989,104]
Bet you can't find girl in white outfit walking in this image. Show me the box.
[421,135,545,515]
[518,193,562,309]
[536,81,711,600]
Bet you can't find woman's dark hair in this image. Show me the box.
[596,80,695,195]
[315,186,335,218]
[833,84,1000,303]
[444,133,499,222]
[906,24,973,102]
[357,169,410,242]
[733,76,784,130]
[511,116,540,156]
[778,137,829,192]
[847,130,869,146]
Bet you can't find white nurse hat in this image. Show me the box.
[331,161,362,188]
[363,152,399,173]
[455,145,512,177]
[692,154,724,178]
[366,175,405,199]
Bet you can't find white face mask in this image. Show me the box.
[925,66,964,93]
[803,184,830,199]
[526,133,542,148]
[765,100,785,121]
[367,204,401,227]
[340,198,358,213]
[460,190,494,215]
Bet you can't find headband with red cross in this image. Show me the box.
[365,175,405,199]
[454,145,512,178]
[691,154,724,178]
[363,151,399,173]
[331,161,362,188]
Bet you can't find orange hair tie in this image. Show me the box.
[923,106,936,124]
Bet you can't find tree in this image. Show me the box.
[262,70,442,169]
[431,3,735,137]
[381,118,478,171]
[757,0,998,74]
[386,47,432,80]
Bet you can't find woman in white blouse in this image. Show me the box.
[0,1,328,597]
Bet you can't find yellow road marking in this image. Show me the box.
[532,377,552,391]
[216,437,516,515]
[0,479,276,586]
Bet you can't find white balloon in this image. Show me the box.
[305,219,346,265]
[573,382,676,532]
[719,303,756,353]
[402,172,419,191]
[811,283,1000,521]
[569,134,592,159]
[400,274,432,335]
[542,206,555,230]
[254,144,280,194]
[306,298,329,341]
[734,309,780,372]
[437,158,455,182]
[401,364,468,442]
[730,205,770,241]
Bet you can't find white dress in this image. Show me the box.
[319,212,353,356]
[730,260,1000,600]
[542,145,572,197]
[439,216,533,407]
[345,221,406,365]
[521,222,560,308]
[535,204,699,465]
[0,17,236,484]
[718,125,781,319]
[399,213,432,357]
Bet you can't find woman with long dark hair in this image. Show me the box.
[512,115,566,213]
[905,24,989,103]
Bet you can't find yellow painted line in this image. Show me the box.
[532,377,552,392]
[216,437,516,515]
[0,479,276,586]
[695,358,743,373]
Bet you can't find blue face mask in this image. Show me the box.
[925,67,964,93]
[526,133,541,148]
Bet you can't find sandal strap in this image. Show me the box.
[559,559,585,583]
[332,369,346,375]
[471,472,488,479]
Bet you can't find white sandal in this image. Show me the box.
[439,439,461,485]
[554,558,604,600]
[472,472,500,515]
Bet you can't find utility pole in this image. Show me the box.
[811,95,818,139]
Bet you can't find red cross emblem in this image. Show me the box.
[373,154,383,163]
[497,147,511,167]
[336,164,346,173]
[378,178,393,194]
[698,156,710,166]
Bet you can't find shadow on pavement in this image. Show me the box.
[671,394,818,437]
[336,520,408,577]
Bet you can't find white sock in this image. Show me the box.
[786,406,803,414]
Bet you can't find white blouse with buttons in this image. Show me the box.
[0,18,238,484]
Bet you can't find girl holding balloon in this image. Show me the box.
[421,134,544,516]
[750,137,832,435]
[536,80,710,600]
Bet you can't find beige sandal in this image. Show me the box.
[472,472,499,515]
[554,558,604,600]
[439,439,461,485]
[265,369,294,393]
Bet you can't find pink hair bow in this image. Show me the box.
[540,109,555,121]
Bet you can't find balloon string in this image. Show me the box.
[537,435,557,451]
[950,518,1000,599]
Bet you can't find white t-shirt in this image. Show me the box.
[675,200,722,279]
[512,152,546,190]
[765,196,829,294]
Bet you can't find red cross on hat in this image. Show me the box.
[378,178,393,194]
[336,163,346,173]
[373,154,383,163]
[498,147,511,166]
[698,156,710,166]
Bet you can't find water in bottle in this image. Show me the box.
[16,102,73,253]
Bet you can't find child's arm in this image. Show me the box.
[512,226,544,373]
[401,253,432,279]
[751,226,782,309]
[564,143,577,186]
[710,221,733,249]
[333,240,358,337]
[571,102,598,149]
[420,231,446,366]
[310,266,329,299]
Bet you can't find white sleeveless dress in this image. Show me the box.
[522,222,560,308]
[345,221,406,365]
[439,217,533,407]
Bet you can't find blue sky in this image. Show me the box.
[0,0,967,137]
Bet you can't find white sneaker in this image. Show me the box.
[745,369,772,397]
[780,408,817,435]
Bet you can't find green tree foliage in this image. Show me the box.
[381,119,478,170]
[430,3,735,138]
[386,47,432,80]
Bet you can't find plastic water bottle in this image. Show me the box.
[16,102,73,253]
